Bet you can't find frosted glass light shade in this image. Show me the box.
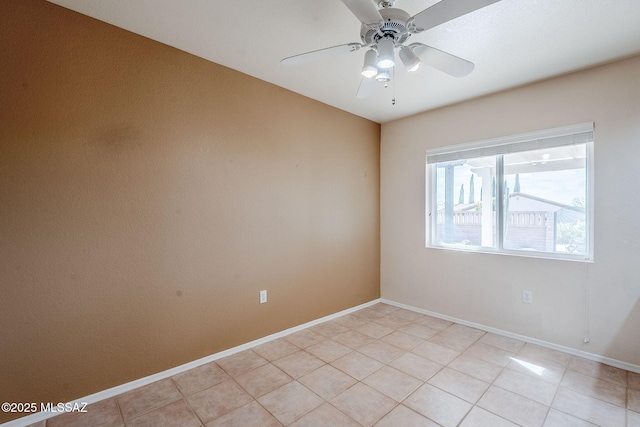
[399,46,420,72]
[361,49,378,78]
[376,69,391,82]
[377,39,395,69]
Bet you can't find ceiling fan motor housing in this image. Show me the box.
[360,8,411,46]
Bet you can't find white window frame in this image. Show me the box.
[426,122,594,262]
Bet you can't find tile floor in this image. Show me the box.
[27,303,640,427]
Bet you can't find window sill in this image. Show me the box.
[426,244,593,263]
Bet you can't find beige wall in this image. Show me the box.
[0,1,380,422]
[381,55,640,367]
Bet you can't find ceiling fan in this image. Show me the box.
[281,0,501,99]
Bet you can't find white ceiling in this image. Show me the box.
[48,0,640,123]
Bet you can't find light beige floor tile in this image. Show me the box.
[234,363,292,398]
[358,341,405,364]
[389,352,443,381]
[333,313,369,329]
[477,386,548,427]
[464,342,514,367]
[367,303,400,315]
[516,344,571,369]
[356,322,395,339]
[185,379,253,424]
[172,361,230,396]
[354,308,387,321]
[330,351,384,380]
[310,321,350,338]
[460,406,519,427]
[628,409,640,427]
[332,329,376,349]
[568,356,628,387]
[330,383,397,426]
[284,329,325,349]
[258,381,324,425]
[428,367,490,404]
[429,330,478,352]
[363,366,423,401]
[630,372,640,391]
[47,397,124,427]
[374,404,439,427]
[389,308,425,322]
[445,324,486,340]
[380,330,425,351]
[205,401,281,427]
[298,364,357,400]
[216,350,268,377]
[449,354,503,383]
[495,367,558,405]
[126,399,200,427]
[289,403,360,427]
[305,339,352,362]
[561,370,626,407]
[411,341,460,365]
[373,315,412,329]
[404,383,472,427]
[507,354,566,384]
[543,408,598,427]
[398,323,440,340]
[551,386,626,427]
[413,315,453,331]
[117,379,182,421]
[478,333,525,353]
[253,338,300,362]
[629,388,640,412]
[271,350,325,378]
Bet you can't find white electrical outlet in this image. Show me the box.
[522,290,533,304]
[260,290,267,304]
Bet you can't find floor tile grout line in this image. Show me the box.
[402,317,543,426]
[467,340,555,427]
[113,391,126,427]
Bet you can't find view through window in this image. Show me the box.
[427,124,593,260]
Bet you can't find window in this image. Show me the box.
[426,123,593,261]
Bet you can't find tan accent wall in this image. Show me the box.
[381,54,640,366]
[0,1,380,421]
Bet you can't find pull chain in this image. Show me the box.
[392,66,396,105]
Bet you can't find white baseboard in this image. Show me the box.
[1,299,381,427]
[380,298,640,374]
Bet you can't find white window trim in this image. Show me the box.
[425,122,594,262]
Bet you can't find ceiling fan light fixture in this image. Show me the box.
[399,46,420,72]
[376,38,395,69]
[376,69,391,83]
[361,49,378,78]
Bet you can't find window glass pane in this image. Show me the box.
[503,144,587,255]
[434,157,497,247]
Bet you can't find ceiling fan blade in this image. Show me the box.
[341,0,383,26]
[281,43,363,66]
[412,0,500,32]
[409,43,474,77]
[356,76,377,99]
